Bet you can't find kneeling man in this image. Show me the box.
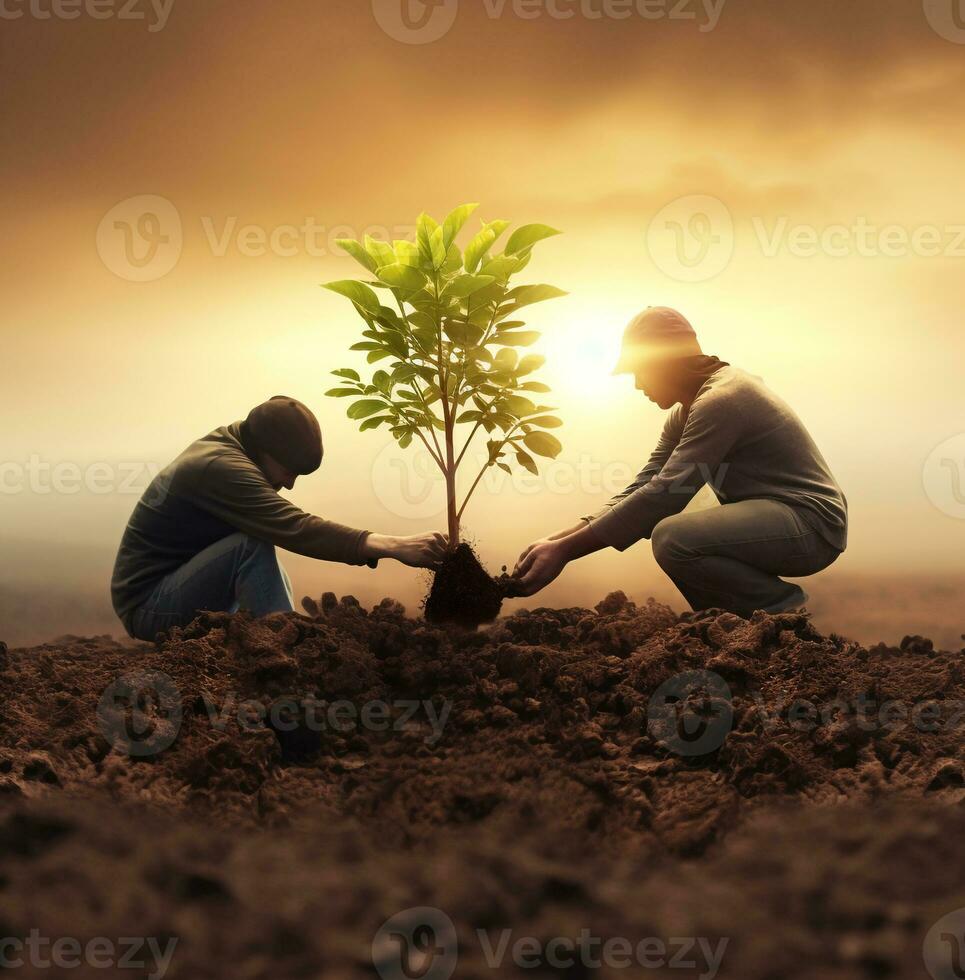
[112,396,447,639]
[514,308,847,615]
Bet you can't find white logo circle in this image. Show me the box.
[923,0,965,43]
[371,440,447,520]
[96,194,183,282]
[371,0,459,44]
[923,433,965,520]
[646,194,734,283]
[924,906,965,979]
[372,907,457,980]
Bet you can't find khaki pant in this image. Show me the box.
[651,499,842,616]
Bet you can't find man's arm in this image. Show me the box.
[587,390,743,551]
[511,411,685,595]
[185,458,447,568]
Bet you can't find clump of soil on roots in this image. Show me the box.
[423,542,506,628]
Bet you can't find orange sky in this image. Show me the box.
[3,0,964,631]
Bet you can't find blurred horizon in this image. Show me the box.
[2,0,963,645]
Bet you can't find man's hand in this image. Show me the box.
[364,532,449,570]
[512,523,606,597]
[513,539,570,597]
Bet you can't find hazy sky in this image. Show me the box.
[3,0,964,629]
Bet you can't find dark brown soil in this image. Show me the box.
[1,594,964,978]
[423,542,505,628]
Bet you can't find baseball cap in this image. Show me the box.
[613,307,703,374]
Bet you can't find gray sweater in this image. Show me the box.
[111,422,370,623]
[586,366,848,552]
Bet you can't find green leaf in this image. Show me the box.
[376,263,428,294]
[360,416,393,431]
[517,354,546,376]
[347,399,389,420]
[515,448,539,476]
[464,228,497,273]
[524,431,563,459]
[442,203,479,248]
[350,342,381,352]
[429,226,447,269]
[335,238,379,274]
[505,223,562,256]
[325,387,360,398]
[479,255,520,284]
[331,368,361,382]
[496,461,512,474]
[503,284,568,311]
[366,349,392,363]
[417,212,440,264]
[505,394,537,417]
[364,235,395,268]
[529,416,563,428]
[494,348,518,371]
[498,331,541,347]
[394,240,421,267]
[323,280,381,315]
[441,242,463,276]
[445,274,496,298]
[519,381,552,393]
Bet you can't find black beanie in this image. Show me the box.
[243,396,323,475]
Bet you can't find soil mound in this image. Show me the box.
[1,594,963,977]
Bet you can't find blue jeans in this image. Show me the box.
[127,533,294,640]
[651,499,842,617]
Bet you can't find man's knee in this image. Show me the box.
[651,516,695,569]
[233,533,275,563]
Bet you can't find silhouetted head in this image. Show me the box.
[242,396,323,491]
[613,307,706,409]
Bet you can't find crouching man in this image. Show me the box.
[514,308,848,616]
[112,396,447,640]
